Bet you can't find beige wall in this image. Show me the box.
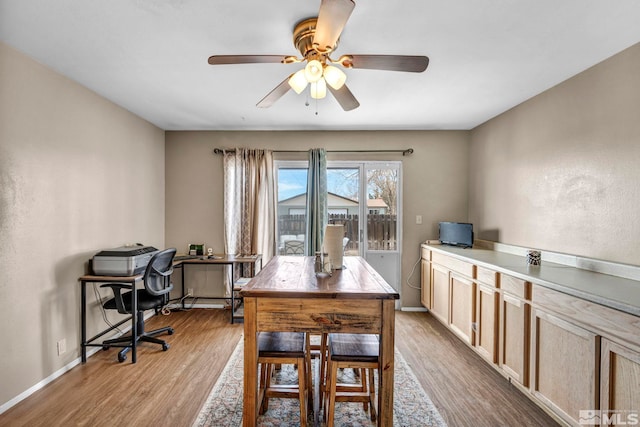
[7,32,638,414]
[469,43,640,264]
[0,42,165,408]
[165,130,470,308]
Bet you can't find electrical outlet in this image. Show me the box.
[57,338,66,356]
[187,288,194,296]
[416,215,423,225]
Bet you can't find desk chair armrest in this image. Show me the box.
[100,283,133,314]
[145,266,174,296]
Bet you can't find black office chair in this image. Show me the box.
[101,248,176,362]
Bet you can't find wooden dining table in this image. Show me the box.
[239,255,400,426]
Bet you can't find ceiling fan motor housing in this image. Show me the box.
[293,18,335,63]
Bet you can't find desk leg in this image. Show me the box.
[243,297,258,427]
[81,280,87,363]
[181,263,186,310]
[378,299,396,427]
[131,281,137,363]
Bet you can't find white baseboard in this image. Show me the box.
[0,310,159,415]
[178,303,226,309]
[401,306,428,312]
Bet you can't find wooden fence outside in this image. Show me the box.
[278,213,397,251]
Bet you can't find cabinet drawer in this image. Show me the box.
[532,285,640,346]
[501,274,529,299]
[477,266,498,288]
[432,252,475,277]
[421,247,431,260]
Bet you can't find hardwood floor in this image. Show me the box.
[395,312,559,427]
[0,309,558,427]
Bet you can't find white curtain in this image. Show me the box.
[223,148,275,296]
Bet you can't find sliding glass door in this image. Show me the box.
[363,162,402,308]
[276,160,402,303]
[276,162,308,255]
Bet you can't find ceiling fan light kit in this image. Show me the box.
[323,65,346,90]
[288,69,308,94]
[304,59,324,82]
[310,79,327,99]
[207,0,429,110]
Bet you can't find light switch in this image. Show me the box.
[416,215,423,225]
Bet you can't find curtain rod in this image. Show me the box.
[212,148,414,156]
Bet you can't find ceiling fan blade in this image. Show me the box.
[328,84,359,111]
[313,0,355,53]
[339,55,429,72]
[208,55,294,65]
[256,76,293,108]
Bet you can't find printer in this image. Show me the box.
[92,245,159,276]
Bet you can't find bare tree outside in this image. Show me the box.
[367,168,398,215]
[328,168,359,200]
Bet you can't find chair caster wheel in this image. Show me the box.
[168,328,174,335]
[118,353,127,363]
[162,343,170,351]
[102,345,109,351]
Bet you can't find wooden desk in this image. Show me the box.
[78,254,263,364]
[78,274,143,363]
[176,254,262,323]
[240,256,399,426]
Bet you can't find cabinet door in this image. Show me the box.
[430,263,450,325]
[476,284,498,363]
[499,293,530,386]
[531,308,600,426]
[601,338,640,417]
[449,273,475,345]
[420,259,431,309]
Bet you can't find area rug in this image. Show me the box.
[193,338,447,427]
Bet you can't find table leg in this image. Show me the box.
[81,281,87,363]
[378,299,396,426]
[243,297,258,426]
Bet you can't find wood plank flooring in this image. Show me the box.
[0,309,559,427]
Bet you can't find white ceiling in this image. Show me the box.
[2,0,640,131]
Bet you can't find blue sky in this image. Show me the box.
[278,168,359,201]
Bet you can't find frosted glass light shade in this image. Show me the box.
[304,60,324,83]
[310,78,327,99]
[323,65,346,90]
[288,69,308,94]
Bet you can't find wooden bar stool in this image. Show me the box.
[307,332,329,407]
[257,332,312,426]
[324,333,380,426]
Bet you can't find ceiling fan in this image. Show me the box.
[207,0,429,111]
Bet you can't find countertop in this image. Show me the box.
[422,243,640,317]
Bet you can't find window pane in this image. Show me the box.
[277,168,307,255]
[327,168,359,256]
[366,167,398,251]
